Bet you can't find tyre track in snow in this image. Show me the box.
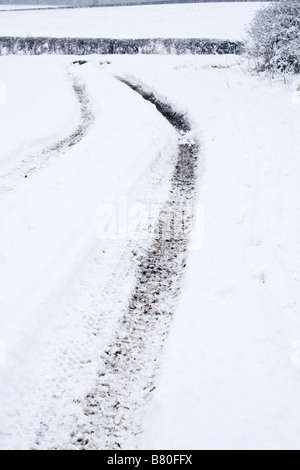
[0,75,94,197]
[72,79,199,450]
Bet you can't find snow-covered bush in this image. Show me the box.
[246,0,300,74]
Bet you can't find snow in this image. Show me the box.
[0,1,300,452]
[0,57,80,175]
[0,56,177,449]
[1,52,300,450]
[0,2,267,39]
[108,55,300,450]
[0,4,61,10]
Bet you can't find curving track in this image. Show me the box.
[0,69,199,449]
[0,75,94,197]
[71,78,199,450]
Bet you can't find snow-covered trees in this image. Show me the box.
[246,0,300,74]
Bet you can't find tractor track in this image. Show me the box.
[71,79,200,450]
[0,75,94,197]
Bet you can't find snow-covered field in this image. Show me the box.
[0,4,62,10]
[115,55,300,450]
[0,2,267,39]
[1,1,300,452]
[1,52,300,450]
[0,55,177,449]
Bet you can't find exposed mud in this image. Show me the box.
[71,79,199,450]
[0,76,94,197]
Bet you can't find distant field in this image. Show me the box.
[0,4,62,10]
[0,2,267,39]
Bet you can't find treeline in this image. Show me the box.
[0,37,244,55]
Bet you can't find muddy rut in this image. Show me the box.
[72,79,200,450]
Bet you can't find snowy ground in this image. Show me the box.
[0,52,300,450]
[0,4,62,10]
[0,2,267,39]
[0,55,177,449]
[111,55,300,450]
[1,1,300,452]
